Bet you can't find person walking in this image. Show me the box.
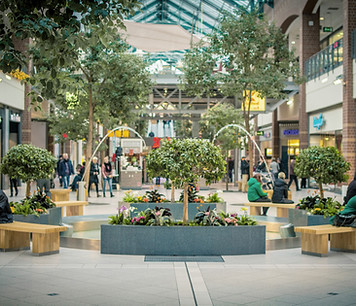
[102,156,114,197]
[241,157,249,192]
[247,174,271,216]
[58,153,74,189]
[56,155,63,187]
[88,157,101,197]
[269,158,280,180]
[9,177,18,197]
[256,156,267,173]
[288,157,300,191]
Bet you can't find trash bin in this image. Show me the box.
[279,223,296,238]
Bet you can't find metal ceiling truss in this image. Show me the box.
[136,85,235,119]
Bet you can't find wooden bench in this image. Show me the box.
[264,190,292,200]
[0,221,67,256]
[295,224,356,257]
[50,189,70,201]
[244,202,296,218]
[54,201,88,216]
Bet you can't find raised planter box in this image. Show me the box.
[122,202,226,221]
[289,209,330,226]
[13,207,62,225]
[101,224,266,255]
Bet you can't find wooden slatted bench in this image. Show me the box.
[50,189,70,201]
[0,221,67,256]
[54,201,88,216]
[295,224,356,257]
[244,202,296,218]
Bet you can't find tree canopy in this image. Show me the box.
[0,144,56,196]
[294,146,350,198]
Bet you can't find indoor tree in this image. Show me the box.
[182,10,302,177]
[146,138,226,224]
[0,144,56,196]
[294,146,350,198]
[200,103,245,191]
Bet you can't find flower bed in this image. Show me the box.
[10,191,62,225]
[101,207,265,255]
[290,193,343,227]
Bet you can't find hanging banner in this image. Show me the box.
[241,91,266,111]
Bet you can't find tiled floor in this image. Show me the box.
[2,181,353,305]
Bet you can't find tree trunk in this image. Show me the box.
[26,181,31,197]
[318,182,324,198]
[83,85,94,188]
[245,115,254,178]
[225,157,229,191]
[171,185,175,202]
[183,183,189,225]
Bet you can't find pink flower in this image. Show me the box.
[205,212,209,216]
[120,206,128,213]
[224,218,232,223]
[155,211,161,216]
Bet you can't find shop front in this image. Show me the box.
[280,124,300,176]
[309,107,342,152]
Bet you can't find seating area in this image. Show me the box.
[295,224,356,257]
[50,189,70,201]
[244,202,296,218]
[0,221,67,256]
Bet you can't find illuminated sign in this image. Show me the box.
[108,130,130,138]
[283,129,299,136]
[323,27,333,33]
[241,91,266,111]
[256,131,264,136]
[313,114,324,130]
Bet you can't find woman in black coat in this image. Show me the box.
[272,172,294,204]
[0,190,13,223]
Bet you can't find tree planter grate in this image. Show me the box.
[145,256,224,262]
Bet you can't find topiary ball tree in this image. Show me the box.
[294,146,350,198]
[0,144,57,196]
[146,138,226,224]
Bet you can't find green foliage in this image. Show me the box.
[294,146,350,197]
[0,0,141,73]
[146,138,226,188]
[145,190,166,203]
[10,190,56,217]
[296,194,343,217]
[0,144,56,182]
[179,184,199,203]
[206,192,224,203]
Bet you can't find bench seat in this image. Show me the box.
[244,202,296,218]
[54,201,88,216]
[295,224,356,257]
[0,221,67,256]
[50,189,70,201]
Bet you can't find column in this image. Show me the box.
[299,9,320,149]
[342,0,356,182]
[272,109,279,158]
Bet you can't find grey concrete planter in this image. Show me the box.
[289,208,330,226]
[122,202,226,221]
[13,207,62,225]
[101,224,266,256]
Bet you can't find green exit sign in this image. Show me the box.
[256,131,264,136]
[323,27,333,32]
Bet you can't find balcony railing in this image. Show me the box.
[305,38,343,81]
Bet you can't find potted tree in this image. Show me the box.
[290,146,350,227]
[147,138,226,224]
[1,144,61,225]
[102,139,266,256]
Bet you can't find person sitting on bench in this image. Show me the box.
[330,194,356,224]
[248,174,271,216]
[272,172,294,204]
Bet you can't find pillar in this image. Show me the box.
[272,109,279,158]
[299,8,320,149]
[342,0,356,182]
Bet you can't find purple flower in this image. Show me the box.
[120,205,128,213]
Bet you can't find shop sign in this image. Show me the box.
[10,112,21,122]
[263,132,271,138]
[107,129,130,138]
[283,129,299,136]
[241,91,265,111]
[313,114,324,130]
[256,131,264,136]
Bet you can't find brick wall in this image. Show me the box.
[342,0,356,182]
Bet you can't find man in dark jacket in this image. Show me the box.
[58,153,74,189]
[272,172,294,204]
[288,157,300,191]
[241,157,249,192]
[0,190,13,223]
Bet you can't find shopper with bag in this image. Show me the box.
[102,156,114,198]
